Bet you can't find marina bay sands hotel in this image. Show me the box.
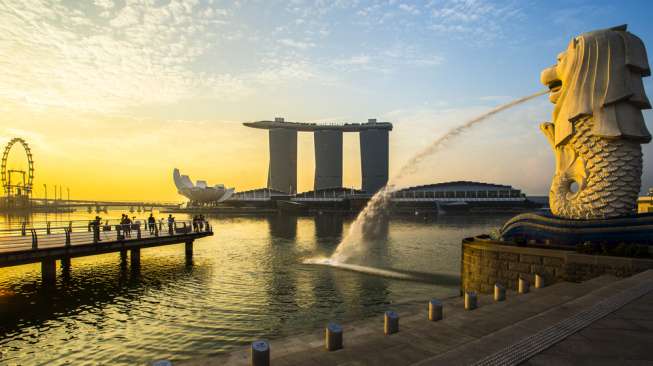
[244,118,393,195]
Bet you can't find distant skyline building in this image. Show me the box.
[360,128,390,194]
[267,128,297,194]
[244,117,393,194]
[314,130,343,190]
[173,168,234,204]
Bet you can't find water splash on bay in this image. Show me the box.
[304,257,459,284]
[322,90,548,265]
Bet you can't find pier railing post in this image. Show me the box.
[46,222,51,235]
[136,225,141,239]
[68,221,72,233]
[31,229,38,249]
[21,222,26,236]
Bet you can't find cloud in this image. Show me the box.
[93,0,114,10]
[109,4,140,27]
[333,55,371,66]
[426,0,523,43]
[398,3,420,15]
[278,38,316,50]
[0,0,312,114]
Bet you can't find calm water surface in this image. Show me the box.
[0,210,510,365]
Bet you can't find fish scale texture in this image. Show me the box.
[550,116,642,219]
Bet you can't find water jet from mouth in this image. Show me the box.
[313,90,549,267]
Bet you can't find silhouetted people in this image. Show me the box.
[148,214,156,235]
[199,214,206,231]
[92,216,102,243]
[167,214,175,235]
[192,215,199,232]
[122,214,132,238]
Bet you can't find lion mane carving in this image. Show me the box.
[540,24,651,219]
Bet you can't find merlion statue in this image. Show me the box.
[540,25,651,219]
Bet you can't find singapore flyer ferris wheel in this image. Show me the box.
[1,137,35,198]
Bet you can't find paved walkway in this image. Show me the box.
[181,270,653,366]
[524,290,653,365]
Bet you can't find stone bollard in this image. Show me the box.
[151,360,172,366]
[251,340,270,366]
[464,291,477,310]
[325,323,343,351]
[535,273,545,289]
[384,311,399,335]
[428,299,443,321]
[494,284,506,302]
[519,277,530,294]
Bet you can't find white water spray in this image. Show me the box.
[324,90,548,265]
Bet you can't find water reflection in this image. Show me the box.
[0,254,207,334]
[0,211,511,365]
[314,213,345,239]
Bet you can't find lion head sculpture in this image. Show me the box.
[541,24,651,146]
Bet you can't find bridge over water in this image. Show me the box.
[21,197,182,213]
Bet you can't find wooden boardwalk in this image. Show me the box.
[0,220,213,283]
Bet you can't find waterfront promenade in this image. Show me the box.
[184,270,653,365]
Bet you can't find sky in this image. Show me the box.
[1,0,652,201]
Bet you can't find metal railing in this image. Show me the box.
[0,219,212,252]
[0,217,175,233]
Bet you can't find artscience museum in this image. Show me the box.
[173,168,234,205]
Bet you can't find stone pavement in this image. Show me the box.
[524,289,653,365]
[181,270,653,366]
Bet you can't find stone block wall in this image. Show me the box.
[461,237,653,294]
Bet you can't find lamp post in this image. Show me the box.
[67,187,70,202]
[43,184,47,206]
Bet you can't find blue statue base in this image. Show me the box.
[500,211,653,248]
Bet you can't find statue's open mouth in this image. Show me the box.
[547,79,562,103]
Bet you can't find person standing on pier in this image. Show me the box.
[148,214,156,235]
[124,215,132,238]
[167,214,175,235]
[92,216,102,243]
